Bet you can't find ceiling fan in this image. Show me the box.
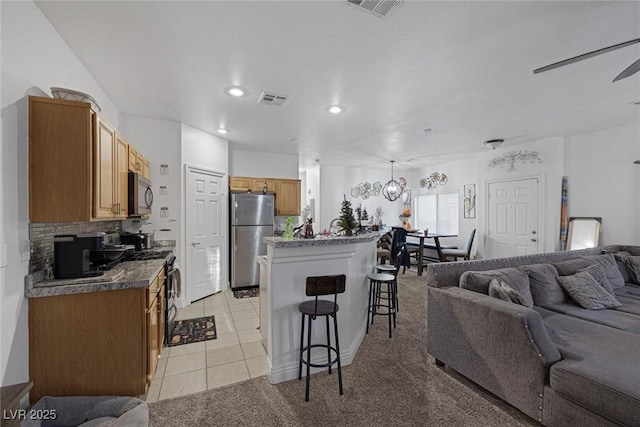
[534,38,640,82]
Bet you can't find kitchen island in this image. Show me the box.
[260,233,379,384]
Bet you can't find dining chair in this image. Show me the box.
[441,228,476,261]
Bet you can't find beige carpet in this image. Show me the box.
[149,269,538,426]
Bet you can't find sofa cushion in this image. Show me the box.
[537,307,640,427]
[551,359,640,427]
[625,256,640,285]
[520,263,566,306]
[578,264,615,296]
[556,271,621,310]
[488,278,534,308]
[538,301,640,334]
[459,268,533,306]
[582,254,626,289]
[552,258,591,276]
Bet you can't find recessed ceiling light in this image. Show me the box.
[217,128,229,135]
[326,105,345,114]
[225,86,247,97]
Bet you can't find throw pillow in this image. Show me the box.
[520,263,565,306]
[459,268,534,307]
[488,278,534,308]
[556,271,621,310]
[577,264,615,296]
[625,256,640,285]
[613,252,632,283]
[552,258,591,276]
[582,254,626,289]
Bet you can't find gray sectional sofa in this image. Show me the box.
[426,245,640,426]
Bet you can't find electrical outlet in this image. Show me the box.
[21,240,30,262]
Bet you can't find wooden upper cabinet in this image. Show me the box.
[29,97,93,222]
[128,145,138,172]
[142,158,150,179]
[276,179,301,216]
[93,115,117,219]
[251,178,276,193]
[29,96,134,222]
[229,176,253,192]
[114,132,129,218]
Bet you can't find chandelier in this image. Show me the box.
[382,160,404,202]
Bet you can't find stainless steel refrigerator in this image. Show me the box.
[230,192,274,289]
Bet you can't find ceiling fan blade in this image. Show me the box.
[613,58,640,82]
[533,38,640,74]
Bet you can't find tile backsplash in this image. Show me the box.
[29,221,122,276]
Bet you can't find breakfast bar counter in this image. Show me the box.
[260,233,379,384]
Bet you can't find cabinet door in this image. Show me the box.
[146,296,159,383]
[229,176,252,192]
[276,179,301,216]
[94,115,117,219]
[115,133,129,218]
[128,146,138,172]
[252,178,276,193]
[142,158,150,179]
[159,285,166,349]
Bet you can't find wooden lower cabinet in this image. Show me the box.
[28,280,165,403]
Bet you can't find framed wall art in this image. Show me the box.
[463,184,476,219]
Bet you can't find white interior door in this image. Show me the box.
[186,166,226,303]
[487,178,539,258]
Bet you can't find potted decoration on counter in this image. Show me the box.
[283,217,295,240]
[337,195,358,236]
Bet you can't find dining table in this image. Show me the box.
[406,232,457,275]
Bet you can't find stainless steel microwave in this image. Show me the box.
[128,172,153,216]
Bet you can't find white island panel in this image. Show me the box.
[261,234,378,384]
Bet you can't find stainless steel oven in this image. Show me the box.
[128,172,153,216]
[165,255,179,344]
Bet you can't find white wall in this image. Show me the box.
[0,1,119,386]
[410,157,479,257]
[181,124,229,299]
[229,148,298,178]
[318,164,409,232]
[120,116,183,263]
[565,123,640,245]
[476,137,565,257]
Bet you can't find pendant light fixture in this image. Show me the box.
[382,160,404,202]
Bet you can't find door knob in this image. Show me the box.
[531,238,537,242]
[192,242,201,247]
[531,231,537,234]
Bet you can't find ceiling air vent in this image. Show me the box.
[258,92,288,106]
[346,0,402,18]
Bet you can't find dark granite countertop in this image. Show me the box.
[25,250,173,298]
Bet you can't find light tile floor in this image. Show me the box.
[145,290,266,402]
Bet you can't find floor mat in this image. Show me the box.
[168,315,216,346]
[232,287,259,299]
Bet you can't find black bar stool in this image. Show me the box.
[375,245,404,312]
[298,274,346,402]
[367,247,402,338]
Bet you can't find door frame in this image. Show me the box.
[183,164,228,305]
[482,174,545,258]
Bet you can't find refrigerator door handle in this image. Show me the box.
[234,227,238,251]
[234,201,238,225]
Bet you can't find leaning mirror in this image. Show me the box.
[567,217,601,250]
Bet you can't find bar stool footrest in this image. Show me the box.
[300,344,340,368]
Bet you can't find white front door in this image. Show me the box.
[487,178,539,258]
[185,166,226,303]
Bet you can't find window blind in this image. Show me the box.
[414,192,459,235]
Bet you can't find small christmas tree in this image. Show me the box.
[337,195,358,236]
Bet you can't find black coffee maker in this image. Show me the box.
[54,233,105,279]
